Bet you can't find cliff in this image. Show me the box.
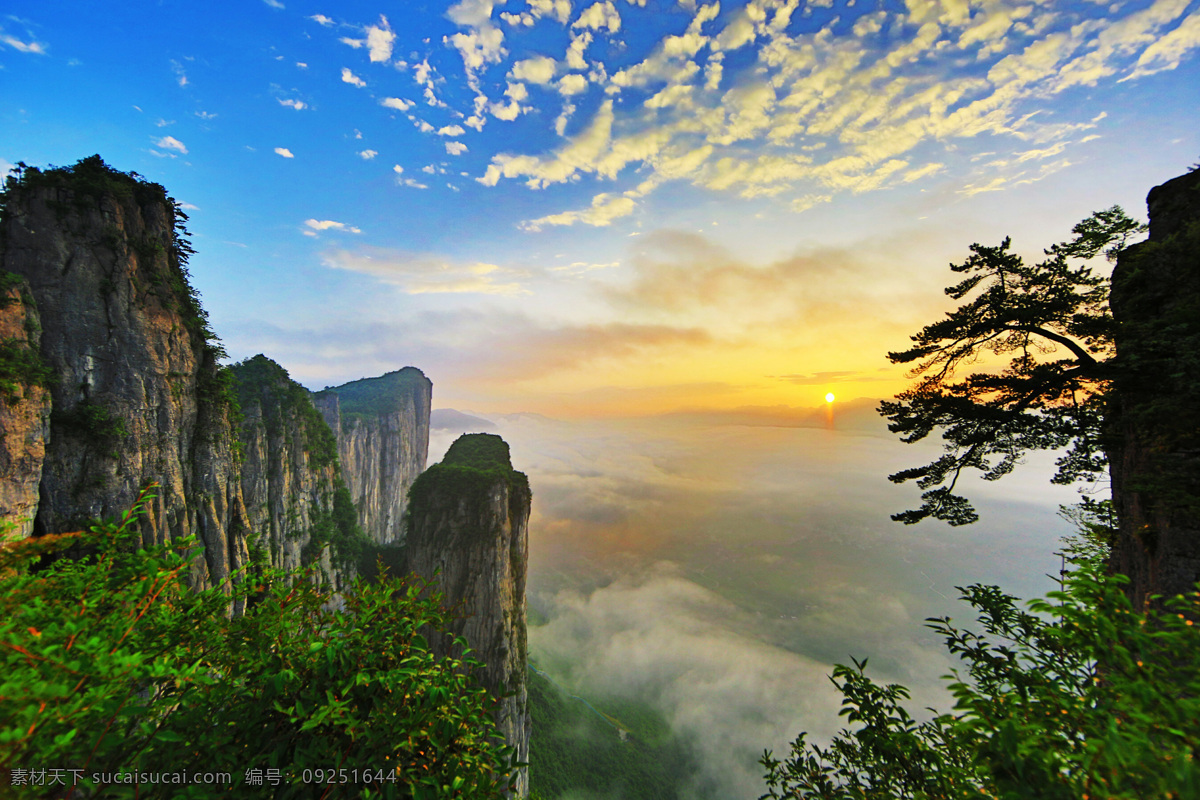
[0,273,51,542]
[232,354,362,588]
[407,433,531,797]
[0,156,250,592]
[1109,167,1200,607]
[314,367,431,546]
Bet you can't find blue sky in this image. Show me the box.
[2,0,1198,415]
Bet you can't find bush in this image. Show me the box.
[760,561,1200,799]
[1,486,519,798]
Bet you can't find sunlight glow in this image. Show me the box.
[825,393,836,403]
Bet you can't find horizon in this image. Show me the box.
[3,0,1198,418]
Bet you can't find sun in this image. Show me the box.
[825,392,836,403]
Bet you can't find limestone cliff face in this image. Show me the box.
[407,433,530,797]
[1109,168,1200,607]
[232,355,355,587]
[313,367,431,545]
[0,275,51,542]
[0,157,249,591]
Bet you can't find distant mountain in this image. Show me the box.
[430,408,497,432]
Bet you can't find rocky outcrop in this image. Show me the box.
[0,157,249,591]
[1109,167,1200,607]
[232,355,357,588]
[0,274,51,542]
[407,433,531,797]
[314,368,431,545]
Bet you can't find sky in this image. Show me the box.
[5,4,1188,793]
[2,0,1198,417]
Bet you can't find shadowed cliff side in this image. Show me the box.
[0,156,250,592]
[314,367,431,546]
[0,272,51,541]
[407,433,531,797]
[1109,167,1200,607]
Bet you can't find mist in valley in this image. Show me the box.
[430,404,1080,798]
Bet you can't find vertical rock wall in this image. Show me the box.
[313,367,431,545]
[0,158,249,591]
[407,433,531,797]
[1109,168,1200,607]
[0,274,51,542]
[232,355,351,587]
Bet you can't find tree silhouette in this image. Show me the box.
[880,207,1146,525]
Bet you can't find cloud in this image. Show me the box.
[274,147,295,158]
[304,218,363,234]
[470,0,1198,225]
[341,67,367,87]
[572,0,621,33]
[445,141,469,155]
[322,247,531,295]
[262,0,284,8]
[445,0,508,85]
[0,31,47,54]
[437,124,466,136]
[380,96,414,111]
[776,370,866,385]
[366,16,396,62]
[521,191,636,231]
[1123,8,1200,79]
[358,149,378,159]
[154,136,188,154]
[278,98,307,110]
[510,54,558,84]
[309,14,335,26]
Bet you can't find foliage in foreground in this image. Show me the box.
[759,559,1200,799]
[1,487,518,798]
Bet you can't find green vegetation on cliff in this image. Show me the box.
[231,354,338,469]
[0,488,520,798]
[322,367,428,427]
[407,434,531,537]
[528,669,695,799]
[0,271,52,403]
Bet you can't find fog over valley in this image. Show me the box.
[430,405,1079,797]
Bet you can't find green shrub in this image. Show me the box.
[0,486,519,798]
[760,562,1200,799]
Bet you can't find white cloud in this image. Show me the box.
[309,14,335,26]
[278,98,307,110]
[0,32,47,54]
[558,73,589,95]
[304,218,363,234]
[275,147,295,158]
[511,55,558,84]
[366,15,396,62]
[573,0,621,33]
[154,136,188,154]
[446,141,469,155]
[341,67,367,87]
[393,164,405,174]
[445,0,508,85]
[263,0,284,8]
[381,96,415,111]
[358,149,379,159]
[438,124,467,136]
[195,110,217,120]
